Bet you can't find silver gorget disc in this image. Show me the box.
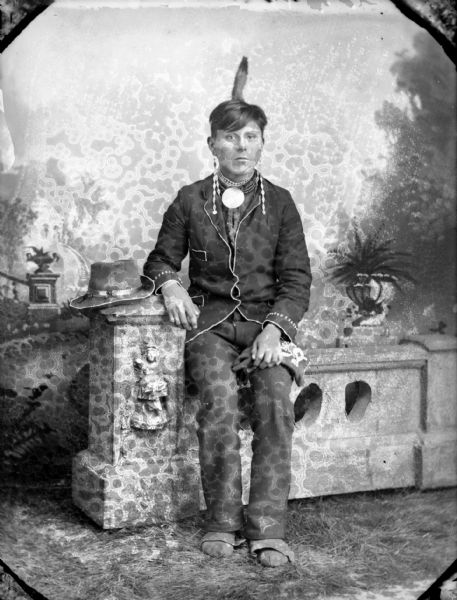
[221,187,245,209]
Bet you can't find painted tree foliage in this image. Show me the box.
[0,191,36,273]
[368,32,456,325]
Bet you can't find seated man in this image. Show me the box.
[143,57,312,567]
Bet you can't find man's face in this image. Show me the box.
[208,121,264,183]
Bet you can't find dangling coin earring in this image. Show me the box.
[256,153,266,215]
[212,172,218,214]
[260,175,266,215]
[212,156,219,214]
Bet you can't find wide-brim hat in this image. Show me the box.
[70,259,154,310]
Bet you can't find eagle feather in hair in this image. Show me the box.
[231,56,248,100]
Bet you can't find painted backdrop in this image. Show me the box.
[0,0,455,481]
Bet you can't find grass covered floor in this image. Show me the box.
[0,485,455,600]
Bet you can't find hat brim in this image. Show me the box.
[70,285,154,311]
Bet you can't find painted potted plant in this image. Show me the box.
[26,246,60,273]
[326,222,416,326]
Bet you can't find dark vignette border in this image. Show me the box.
[0,0,54,53]
[0,1,456,64]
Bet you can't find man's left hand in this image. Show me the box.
[251,324,282,368]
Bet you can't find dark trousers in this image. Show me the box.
[185,313,294,540]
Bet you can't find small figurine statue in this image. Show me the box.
[131,343,169,430]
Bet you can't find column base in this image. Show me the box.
[72,450,201,529]
[420,430,457,489]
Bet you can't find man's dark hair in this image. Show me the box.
[209,99,268,138]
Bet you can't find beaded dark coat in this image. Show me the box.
[143,175,312,342]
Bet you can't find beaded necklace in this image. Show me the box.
[218,170,253,189]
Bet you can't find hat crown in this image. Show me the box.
[88,260,140,292]
[70,259,153,311]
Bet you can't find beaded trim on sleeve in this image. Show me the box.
[155,269,182,283]
[265,311,298,331]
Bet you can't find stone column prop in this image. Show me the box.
[400,335,457,489]
[72,295,201,529]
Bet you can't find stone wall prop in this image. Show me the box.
[400,335,457,489]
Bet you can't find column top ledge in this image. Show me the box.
[100,295,167,319]
[400,334,457,352]
[306,334,456,363]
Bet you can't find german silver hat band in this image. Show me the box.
[86,287,139,299]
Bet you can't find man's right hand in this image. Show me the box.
[161,282,200,330]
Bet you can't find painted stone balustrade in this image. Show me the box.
[72,296,457,528]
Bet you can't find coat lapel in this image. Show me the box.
[202,180,230,245]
